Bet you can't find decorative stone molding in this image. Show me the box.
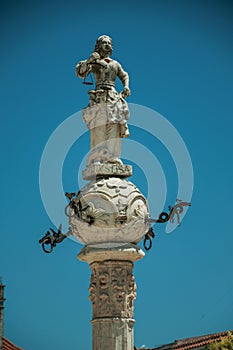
[78,243,145,263]
[82,162,132,180]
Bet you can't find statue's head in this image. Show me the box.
[94,35,113,57]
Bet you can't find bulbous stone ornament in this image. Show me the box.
[68,177,149,245]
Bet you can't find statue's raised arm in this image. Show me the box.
[76,35,130,104]
[75,35,132,177]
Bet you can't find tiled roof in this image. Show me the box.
[172,330,232,350]
[2,337,23,350]
[173,332,232,350]
[137,330,233,350]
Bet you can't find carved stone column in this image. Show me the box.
[78,244,144,350]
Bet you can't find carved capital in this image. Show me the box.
[88,261,136,319]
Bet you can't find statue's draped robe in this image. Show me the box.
[76,58,130,165]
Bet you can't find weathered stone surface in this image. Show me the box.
[91,318,134,350]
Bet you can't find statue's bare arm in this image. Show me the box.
[75,52,101,78]
[76,60,90,78]
[117,63,131,98]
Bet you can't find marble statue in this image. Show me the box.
[76,35,131,169]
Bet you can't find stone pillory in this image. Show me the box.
[73,35,149,350]
[38,34,191,349]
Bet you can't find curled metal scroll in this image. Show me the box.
[64,191,83,218]
[39,224,71,254]
[144,199,191,251]
[149,199,191,225]
[143,227,155,251]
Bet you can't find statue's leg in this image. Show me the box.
[87,126,109,165]
[88,124,122,164]
[90,126,108,149]
[105,123,122,160]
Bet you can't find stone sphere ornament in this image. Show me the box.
[68,177,149,246]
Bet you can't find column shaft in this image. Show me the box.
[78,244,145,350]
[92,318,134,350]
[89,260,136,350]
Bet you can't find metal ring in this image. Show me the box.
[42,243,53,254]
[174,204,183,214]
[143,235,152,251]
[158,211,169,223]
[64,204,76,217]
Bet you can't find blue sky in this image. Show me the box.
[1,0,233,349]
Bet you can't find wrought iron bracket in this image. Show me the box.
[143,199,191,251]
[143,227,155,251]
[39,224,71,254]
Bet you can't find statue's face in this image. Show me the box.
[99,37,112,54]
